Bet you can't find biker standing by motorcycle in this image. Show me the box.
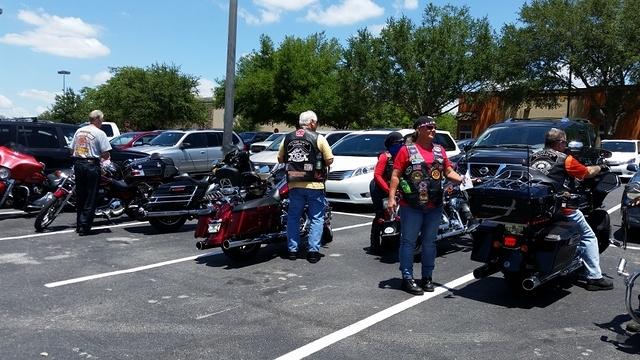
[387,116,465,295]
[278,110,334,263]
[369,131,405,255]
[70,110,112,236]
[530,128,613,291]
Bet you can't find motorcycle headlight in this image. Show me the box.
[347,165,375,178]
[0,166,10,180]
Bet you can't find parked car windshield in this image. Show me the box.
[110,133,136,146]
[325,132,351,146]
[264,133,285,143]
[150,131,183,146]
[332,134,387,157]
[239,132,256,142]
[473,125,550,150]
[266,136,285,151]
[602,141,636,153]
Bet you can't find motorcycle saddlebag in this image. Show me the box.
[467,182,556,224]
[228,197,281,239]
[146,179,205,211]
[535,220,581,274]
[124,156,179,180]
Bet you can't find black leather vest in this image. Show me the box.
[381,151,394,182]
[283,129,326,182]
[530,148,569,191]
[400,144,445,209]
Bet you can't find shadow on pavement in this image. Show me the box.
[596,314,640,355]
[446,276,573,309]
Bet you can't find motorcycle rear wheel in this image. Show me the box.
[149,216,187,233]
[34,197,66,232]
[222,244,261,262]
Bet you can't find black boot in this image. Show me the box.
[369,220,382,254]
[401,278,424,295]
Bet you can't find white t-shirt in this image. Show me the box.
[70,124,112,159]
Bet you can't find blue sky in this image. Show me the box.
[0,0,527,118]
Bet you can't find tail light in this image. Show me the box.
[503,235,518,248]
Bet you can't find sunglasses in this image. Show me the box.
[418,124,436,131]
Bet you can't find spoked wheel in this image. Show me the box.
[222,244,261,262]
[148,216,187,233]
[34,197,67,232]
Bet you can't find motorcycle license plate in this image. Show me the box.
[208,221,222,234]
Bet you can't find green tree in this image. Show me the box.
[91,63,207,130]
[216,33,347,129]
[39,89,85,123]
[497,0,640,137]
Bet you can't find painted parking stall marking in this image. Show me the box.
[0,221,148,242]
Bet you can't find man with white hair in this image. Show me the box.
[278,110,334,263]
[70,110,112,236]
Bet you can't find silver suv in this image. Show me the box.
[137,129,244,175]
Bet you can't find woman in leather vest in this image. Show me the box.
[387,116,465,295]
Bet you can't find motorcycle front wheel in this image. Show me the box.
[34,197,67,232]
[148,216,187,233]
[222,244,261,262]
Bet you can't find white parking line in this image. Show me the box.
[332,211,375,219]
[44,221,372,288]
[607,204,621,214]
[0,221,148,241]
[0,210,26,215]
[275,273,476,360]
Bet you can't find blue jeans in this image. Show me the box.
[287,188,326,253]
[399,205,443,279]
[565,209,602,279]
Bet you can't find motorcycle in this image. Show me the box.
[34,155,179,231]
[0,145,64,212]
[193,163,333,262]
[374,182,479,252]
[141,149,262,233]
[468,148,620,292]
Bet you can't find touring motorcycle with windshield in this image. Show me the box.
[194,163,333,262]
[468,144,619,292]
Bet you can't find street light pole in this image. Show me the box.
[57,70,70,93]
[222,0,238,155]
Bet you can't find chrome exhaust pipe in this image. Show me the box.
[196,241,213,250]
[222,231,287,250]
[522,276,541,291]
[473,264,499,279]
[144,209,211,218]
[436,228,466,241]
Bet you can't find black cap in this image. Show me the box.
[384,131,404,148]
[413,115,436,129]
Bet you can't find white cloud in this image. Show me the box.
[240,0,317,25]
[18,89,57,103]
[81,70,113,86]
[395,0,418,10]
[196,78,215,98]
[0,10,110,58]
[305,0,385,26]
[0,94,14,109]
[239,7,281,26]
[35,105,49,115]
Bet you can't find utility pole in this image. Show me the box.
[222,0,238,155]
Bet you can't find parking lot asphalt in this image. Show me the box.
[1,186,639,359]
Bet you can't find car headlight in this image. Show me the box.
[347,165,375,178]
[0,166,10,180]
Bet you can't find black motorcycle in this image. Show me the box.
[468,154,620,292]
[142,149,264,233]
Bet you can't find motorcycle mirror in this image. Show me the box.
[627,164,639,172]
[599,148,613,159]
[567,141,583,152]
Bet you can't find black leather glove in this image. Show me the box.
[599,164,610,172]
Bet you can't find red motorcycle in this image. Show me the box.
[0,145,62,211]
[194,164,333,262]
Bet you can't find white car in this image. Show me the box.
[250,136,285,171]
[325,129,460,204]
[250,133,285,153]
[602,139,640,179]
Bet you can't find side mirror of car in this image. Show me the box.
[627,164,639,172]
